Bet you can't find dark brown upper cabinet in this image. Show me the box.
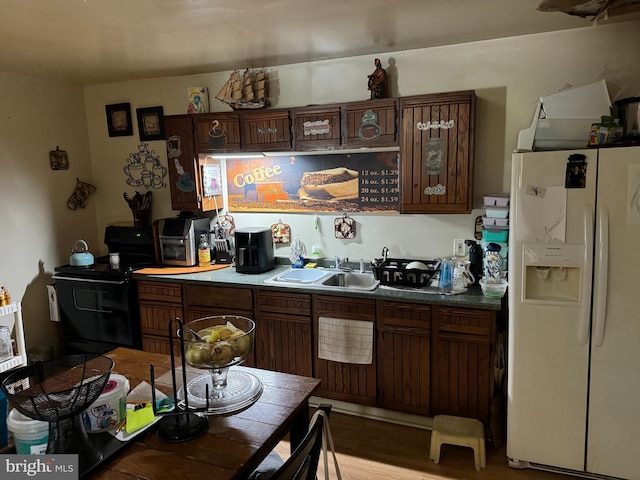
[400,91,475,214]
[241,109,292,151]
[195,112,241,153]
[164,114,202,212]
[293,100,399,151]
[345,98,398,148]
[165,114,223,213]
[292,105,343,151]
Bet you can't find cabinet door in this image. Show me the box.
[345,99,398,148]
[400,91,475,214]
[138,281,184,354]
[165,115,201,212]
[194,112,241,153]
[256,291,312,376]
[185,284,255,366]
[256,311,312,376]
[379,302,431,415]
[433,306,494,424]
[241,110,292,151]
[185,284,253,311]
[292,106,342,150]
[314,295,376,405]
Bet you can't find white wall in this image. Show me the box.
[0,71,96,356]
[2,20,640,356]
[83,21,640,264]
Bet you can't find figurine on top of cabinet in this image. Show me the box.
[367,58,388,99]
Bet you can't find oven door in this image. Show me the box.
[53,275,141,354]
[159,237,195,266]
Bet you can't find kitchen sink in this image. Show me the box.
[321,271,379,290]
[265,268,379,291]
[268,268,333,284]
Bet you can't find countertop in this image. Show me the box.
[134,263,503,311]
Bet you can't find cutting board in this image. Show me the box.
[136,264,231,275]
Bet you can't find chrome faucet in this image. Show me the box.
[334,256,350,270]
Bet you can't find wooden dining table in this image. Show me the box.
[88,347,321,480]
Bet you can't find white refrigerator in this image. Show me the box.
[507,146,640,480]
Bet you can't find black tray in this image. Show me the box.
[371,258,440,288]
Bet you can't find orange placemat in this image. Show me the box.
[136,264,231,275]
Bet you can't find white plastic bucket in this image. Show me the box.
[6,409,48,454]
[81,373,130,432]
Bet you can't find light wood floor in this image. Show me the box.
[275,410,570,480]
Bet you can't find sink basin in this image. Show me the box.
[264,268,379,291]
[321,271,379,290]
[269,268,332,284]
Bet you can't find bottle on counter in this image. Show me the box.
[484,242,503,281]
[198,234,211,267]
[466,239,483,285]
[439,257,454,291]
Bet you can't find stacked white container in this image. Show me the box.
[481,195,510,277]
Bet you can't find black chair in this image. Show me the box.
[269,412,326,480]
[249,405,335,480]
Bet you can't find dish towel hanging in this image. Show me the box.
[318,316,373,364]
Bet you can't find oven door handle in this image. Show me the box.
[52,275,126,286]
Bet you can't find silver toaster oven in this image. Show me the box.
[157,217,210,266]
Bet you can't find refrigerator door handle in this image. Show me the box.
[579,206,594,345]
[593,205,609,347]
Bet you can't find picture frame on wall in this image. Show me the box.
[136,106,165,141]
[105,102,133,137]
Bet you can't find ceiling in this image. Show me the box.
[1,0,639,86]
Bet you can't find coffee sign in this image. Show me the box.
[225,151,399,213]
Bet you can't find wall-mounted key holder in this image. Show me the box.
[334,213,356,239]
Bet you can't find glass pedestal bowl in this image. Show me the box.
[178,315,263,415]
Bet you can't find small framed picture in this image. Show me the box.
[105,102,133,137]
[136,106,165,141]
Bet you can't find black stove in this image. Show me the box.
[55,226,157,277]
[53,225,157,355]
[55,255,152,279]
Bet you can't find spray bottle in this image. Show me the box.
[466,239,483,285]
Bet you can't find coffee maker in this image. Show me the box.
[235,227,275,274]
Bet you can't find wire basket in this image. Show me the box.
[0,355,114,475]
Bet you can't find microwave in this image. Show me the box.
[157,217,210,266]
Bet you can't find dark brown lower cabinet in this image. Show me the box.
[255,291,312,376]
[432,306,495,425]
[314,295,377,405]
[137,280,500,425]
[378,301,431,415]
[138,281,184,355]
[184,284,255,367]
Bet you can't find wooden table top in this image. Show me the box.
[89,347,321,480]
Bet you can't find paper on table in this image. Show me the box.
[317,316,373,364]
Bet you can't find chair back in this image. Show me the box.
[269,413,325,480]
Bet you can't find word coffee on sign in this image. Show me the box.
[233,164,283,187]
